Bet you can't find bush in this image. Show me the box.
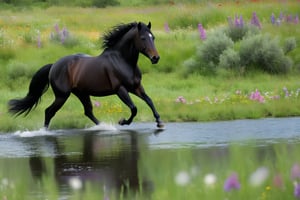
[239,34,292,74]
[183,30,234,75]
[283,37,297,54]
[198,31,234,65]
[224,25,260,42]
[218,48,241,70]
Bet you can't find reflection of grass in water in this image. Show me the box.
[0,142,299,199]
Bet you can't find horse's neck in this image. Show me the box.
[115,28,139,66]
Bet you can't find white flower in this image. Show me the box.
[249,167,269,186]
[175,171,190,186]
[69,177,83,190]
[204,173,217,186]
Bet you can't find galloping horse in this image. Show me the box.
[9,22,164,128]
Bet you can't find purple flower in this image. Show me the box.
[283,87,289,97]
[271,13,276,24]
[94,101,101,107]
[239,15,244,27]
[224,173,240,191]
[295,15,299,24]
[294,182,300,198]
[234,14,240,27]
[249,89,265,103]
[198,23,206,40]
[250,12,261,29]
[164,22,170,33]
[54,23,60,33]
[291,163,300,180]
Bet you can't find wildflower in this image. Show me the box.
[234,14,244,28]
[283,87,289,97]
[224,173,240,191]
[250,12,261,29]
[164,22,170,33]
[249,167,269,186]
[235,90,241,95]
[175,171,190,186]
[291,163,300,180]
[204,173,217,187]
[94,101,101,107]
[175,96,187,104]
[295,15,299,24]
[249,89,265,103]
[273,174,284,189]
[198,23,206,40]
[54,23,59,33]
[294,182,300,198]
[69,177,82,190]
[271,13,276,24]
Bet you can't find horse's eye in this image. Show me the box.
[141,36,146,41]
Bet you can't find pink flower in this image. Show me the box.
[164,22,170,33]
[249,89,265,103]
[198,23,206,40]
[175,96,187,104]
[224,173,240,191]
[273,174,284,189]
[291,163,300,180]
[94,101,101,107]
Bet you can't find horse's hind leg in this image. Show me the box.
[44,94,69,128]
[73,92,99,125]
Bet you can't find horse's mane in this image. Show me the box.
[102,22,137,49]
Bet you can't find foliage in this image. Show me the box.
[239,34,292,74]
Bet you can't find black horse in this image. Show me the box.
[9,22,164,129]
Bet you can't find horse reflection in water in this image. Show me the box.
[29,131,153,198]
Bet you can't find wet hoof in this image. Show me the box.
[157,121,165,129]
[119,118,128,126]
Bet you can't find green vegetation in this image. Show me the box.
[0,1,299,131]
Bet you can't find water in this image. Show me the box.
[0,117,300,199]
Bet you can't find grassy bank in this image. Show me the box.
[0,1,300,131]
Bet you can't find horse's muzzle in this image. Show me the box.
[151,55,160,64]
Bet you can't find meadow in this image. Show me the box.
[0,1,299,131]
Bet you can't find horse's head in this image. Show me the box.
[135,22,160,64]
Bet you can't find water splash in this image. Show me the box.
[13,127,54,138]
[85,122,117,131]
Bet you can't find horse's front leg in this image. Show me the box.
[117,86,137,125]
[133,85,164,128]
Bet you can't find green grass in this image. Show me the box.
[0,2,300,131]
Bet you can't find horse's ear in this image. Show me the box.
[138,22,142,30]
[148,22,151,29]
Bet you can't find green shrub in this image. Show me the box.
[198,31,234,65]
[239,34,292,74]
[283,37,297,54]
[224,25,260,42]
[218,48,241,70]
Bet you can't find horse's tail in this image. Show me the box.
[8,63,52,116]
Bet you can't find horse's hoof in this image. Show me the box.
[157,122,165,129]
[119,118,126,125]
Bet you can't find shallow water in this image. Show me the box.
[0,117,300,199]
